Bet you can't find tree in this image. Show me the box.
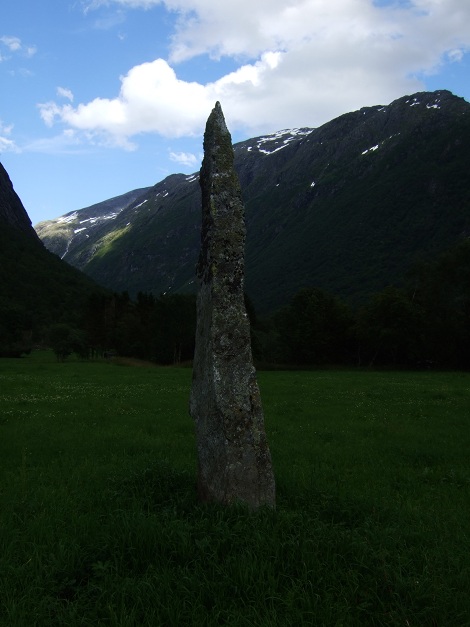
[0,304,32,357]
[151,294,196,364]
[48,323,74,362]
[356,286,424,366]
[407,240,470,368]
[277,287,354,365]
[81,292,109,357]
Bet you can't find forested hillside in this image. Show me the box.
[37,90,470,313]
[3,90,469,367]
[0,162,105,356]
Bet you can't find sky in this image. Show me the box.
[1,0,470,226]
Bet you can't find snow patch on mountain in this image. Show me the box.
[362,144,379,155]
[243,128,314,156]
[79,212,120,225]
[57,212,78,224]
[133,199,148,210]
[406,94,442,109]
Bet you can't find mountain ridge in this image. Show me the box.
[0,162,40,239]
[35,186,152,260]
[36,89,470,312]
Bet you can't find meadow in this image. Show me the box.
[0,351,469,626]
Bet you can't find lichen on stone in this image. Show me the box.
[190,102,276,509]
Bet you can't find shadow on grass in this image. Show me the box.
[40,462,464,626]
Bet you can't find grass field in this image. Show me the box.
[1,351,469,626]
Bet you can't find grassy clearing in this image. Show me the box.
[1,352,469,626]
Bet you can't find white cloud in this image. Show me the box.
[0,120,14,136]
[169,150,198,167]
[447,48,464,62]
[48,0,470,144]
[24,129,96,155]
[37,52,288,142]
[92,10,127,30]
[0,35,37,58]
[82,0,470,62]
[82,0,163,9]
[0,136,20,153]
[25,46,38,58]
[57,87,74,102]
[0,120,20,153]
[38,101,63,127]
[0,120,19,152]
[0,36,22,51]
[39,59,212,141]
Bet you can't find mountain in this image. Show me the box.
[0,162,40,238]
[0,162,104,355]
[36,90,470,313]
[35,187,152,260]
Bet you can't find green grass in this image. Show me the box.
[1,352,469,626]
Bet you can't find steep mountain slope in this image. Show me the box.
[242,90,470,310]
[0,161,104,353]
[0,162,39,238]
[35,187,152,260]
[37,90,470,312]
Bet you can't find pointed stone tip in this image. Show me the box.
[212,101,223,118]
[207,101,228,135]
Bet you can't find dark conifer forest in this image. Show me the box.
[15,239,468,369]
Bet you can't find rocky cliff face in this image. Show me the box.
[0,162,38,239]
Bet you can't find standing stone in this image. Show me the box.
[190,102,276,508]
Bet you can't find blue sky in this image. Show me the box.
[1,0,469,226]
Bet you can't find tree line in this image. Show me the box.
[3,240,470,369]
[257,239,470,369]
[48,291,196,364]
